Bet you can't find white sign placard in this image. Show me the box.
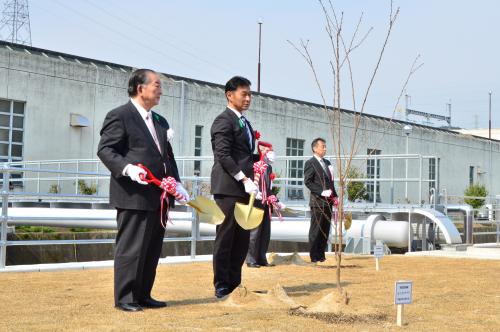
[394,281,413,305]
[374,245,384,258]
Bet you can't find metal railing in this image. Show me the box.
[1,154,497,269]
[0,164,219,269]
[440,190,500,244]
[3,154,439,205]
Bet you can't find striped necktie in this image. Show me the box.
[240,116,253,148]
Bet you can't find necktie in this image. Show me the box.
[240,116,253,149]
[321,159,332,181]
[145,113,161,153]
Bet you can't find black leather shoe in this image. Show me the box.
[138,298,167,308]
[215,287,231,299]
[246,263,261,268]
[259,262,275,267]
[115,303,143,312]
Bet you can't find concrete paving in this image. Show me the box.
[406,243,500,260]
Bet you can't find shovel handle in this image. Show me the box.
[137,163,187,203]
[248,192,256,208]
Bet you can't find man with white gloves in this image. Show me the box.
[210,76,261,298]
[97,69,187,312]
[304,137,338,263]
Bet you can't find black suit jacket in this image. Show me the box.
[97,101,180,211]
[304,157,338,208]
[210,108,259,198]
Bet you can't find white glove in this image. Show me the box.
[167,128,174,141]
[321,189,332,197]
[255,192,263,200]
[277,202,286,210]
[176,182,190,202]
[243,179,258,195]
[125,165,148,185]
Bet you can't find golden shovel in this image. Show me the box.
[234,192,264,230]
[137,164,225,225]
[188,195,225,225]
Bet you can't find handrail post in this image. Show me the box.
[496,198,499,245]
[190,177,201,260]
[1,165,10,269]
[418,155,423,206]
[407,207,413,253]
[75,161,79,195]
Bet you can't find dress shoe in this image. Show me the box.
[215,287,231,299]
[259,262,275,267]
[138,298,167,308]
[246,263,261,268]
[115,303,143,312]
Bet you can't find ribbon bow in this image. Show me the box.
[267,194,283,222]
[137,164,184,229]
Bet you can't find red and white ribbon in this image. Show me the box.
[253,160,268,186]
[267,194,283,222]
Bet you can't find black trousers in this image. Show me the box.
[213,195,250,290]
[246,207,271,265]
[309,204,332,261]
[114,208,165,305]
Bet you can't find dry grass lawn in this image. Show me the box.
[0,255,499,331]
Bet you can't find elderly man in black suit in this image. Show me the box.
[210,76,266,298]
[304,137,338,263]
[97,69,188,312]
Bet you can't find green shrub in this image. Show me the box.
[49,184,60,194]
[270,170,282,196]
[77,180,97,195]
[464,184,488,209]
[16,226,55,233]
[346,167,369,202]
[69,228,92,232]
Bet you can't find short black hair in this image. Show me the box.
[128,69,156,97]
[311,137,326,151]
[225,76,251,94]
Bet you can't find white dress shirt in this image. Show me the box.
[122,98,160,176]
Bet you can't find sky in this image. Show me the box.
[18,0,500,129]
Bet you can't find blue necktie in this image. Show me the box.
[240,116,253,148]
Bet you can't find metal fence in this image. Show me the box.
[3,154,440,205]
[1,155,498,269]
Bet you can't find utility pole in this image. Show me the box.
[405,94,410,121]
[488,92,493,205]
[257,20,263,93]
[446,100,452,127]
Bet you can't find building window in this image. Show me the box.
[286,138,304,200]
[193,125,203,176]
[366,149,381,202]
[429,158,436,192]
[469,166,474,186]
[0,99,25,162]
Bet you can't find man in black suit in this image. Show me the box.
[304,137,338,263]
[97,69,188,312]
[210,76,264,298]
[246,149,285,268]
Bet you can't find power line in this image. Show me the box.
[83,0,234,76]
[50,0,211,76]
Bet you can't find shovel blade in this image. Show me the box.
[234,193,264,230]
[188,196,225,225]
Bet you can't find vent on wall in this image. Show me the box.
[70,113,90,127]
